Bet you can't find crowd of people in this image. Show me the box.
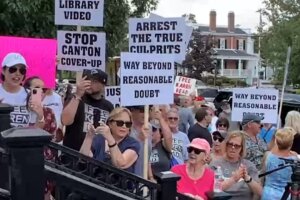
[1,52,300,200]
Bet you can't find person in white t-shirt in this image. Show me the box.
[203,102,218,133]
[0,53,44,128]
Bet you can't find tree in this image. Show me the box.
[181,31,216,80]
[0,0,158,57]
[260,0,300,84]
[182,13,197,23]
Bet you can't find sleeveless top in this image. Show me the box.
[262,152,297,200]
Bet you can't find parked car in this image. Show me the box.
[195,87,219,102]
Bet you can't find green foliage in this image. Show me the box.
[261,0,300,84]
[182,31,216,80]
[0,0,158,57]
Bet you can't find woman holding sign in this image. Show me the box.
[80,107,141,173]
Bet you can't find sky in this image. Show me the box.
[152,0,264,33]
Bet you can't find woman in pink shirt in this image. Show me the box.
[171,138,214,200]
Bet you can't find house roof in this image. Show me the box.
[213,49,257,57]
[197,25,248,35]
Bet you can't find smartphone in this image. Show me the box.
[31,88,43,106]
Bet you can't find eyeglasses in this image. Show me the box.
[213,135,224,143]
[226,142,242,149]
[111,120,132,128]
[8,66,26,75]
[187,147,206,155]
[168,117,178,121]
[218,124,227,128]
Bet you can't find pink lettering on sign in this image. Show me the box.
[0,36,57,88]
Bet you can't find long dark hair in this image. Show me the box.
[23,76,41,110]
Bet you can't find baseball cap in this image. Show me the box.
[2,53,27,68]
[203,102,216,111]
[241,113,264,126]
[82,69,107,85]
[188,138,211,154]
[212,130,227,139]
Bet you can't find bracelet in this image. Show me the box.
[38,115,45,123]
[108,142,117,148]
[73,94,81,101]
[245,176,252,183]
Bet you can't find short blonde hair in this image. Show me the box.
[107,107,132,122]
[223,131,246,158]
[285,111,300,133]
[275,127,295,150]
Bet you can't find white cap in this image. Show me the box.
[204,102,216,111]
[2,53,27,68]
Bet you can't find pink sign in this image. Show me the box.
[0,36,57,88]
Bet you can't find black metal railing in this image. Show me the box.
[45,142,160,200]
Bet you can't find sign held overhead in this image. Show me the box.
[120,52,175,106]
[57,31,106,72]
[55,0,104,27]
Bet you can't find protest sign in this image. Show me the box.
[120,52,174,106]
[129,18,187,63]
[0,36,57,88]
[174,76,196,96]
[105,86,120,108]
[149,13,193,55]
[55,0,104,27]
[57,31,106,72]
[232,88,279,123]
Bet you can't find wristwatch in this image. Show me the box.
[245,176,252,183]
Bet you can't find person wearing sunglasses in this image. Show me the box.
[210,131,262,200]
[242,114,267,171]
[167,108,190,164]
[171,138,214,200]
[80,107,140,173]
[62,69,114,151]
[0,53,32,127]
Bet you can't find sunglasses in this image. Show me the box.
[31,87,48,93]
[111,120,132,128]
[226,142,242,149]
[8,66,26,75]
[213,135,224,143]
[187,147,206,155]
[168,117,178,121]
[218,124,227,128]
[152,127,161,132]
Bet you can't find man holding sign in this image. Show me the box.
[62,69,113,151]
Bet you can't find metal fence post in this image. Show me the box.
[0,127,51,200]
[155,171,181,200]
[0,103,13,190]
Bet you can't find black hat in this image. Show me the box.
[241,113,264,126]
[82,69,108,85]
[212,131,227,139]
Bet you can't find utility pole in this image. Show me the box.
[257,10,263,86]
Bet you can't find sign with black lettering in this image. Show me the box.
[129,18,186,63]
[105,86,120,108]
[57,31,106,72]
[232,88,279,123]
[55,0,104,27]
[120,52,174,106]
[149,13,193,56]
[10,106,30,128]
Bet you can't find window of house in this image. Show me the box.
[242,60,247,69]
[220,38,226,49]
[238,39,244,50]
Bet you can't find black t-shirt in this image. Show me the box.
[150,141,171,175]
[63,94,114,151]
[291,133,300,154]
[188,123,213,147]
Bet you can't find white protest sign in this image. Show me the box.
[129,18,187,63]
[55,0,104,27]
[57,31,106,72]
[149,13,193,54]
[105,86,121,108]
[174,76,196,96]
[120,52,174,106]
[232,88,279,123]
